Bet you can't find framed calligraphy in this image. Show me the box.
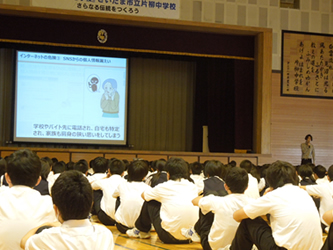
[281,30,333,99]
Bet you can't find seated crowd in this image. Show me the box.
[0,149,333,250]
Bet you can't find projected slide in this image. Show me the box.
[14,51,128,145]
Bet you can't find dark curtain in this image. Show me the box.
[193,58,254,153]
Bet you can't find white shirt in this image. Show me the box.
[25,219,114,250]
[144,179,199,240]
[306,181,333,226]
[87,173,107,183]
[199,194,252,250]
[112,181,149,228]
[91,175,124,219]
[316,176,329,185]
[47,172,61,194]
[0,186,57,250]
[190,174,205,194]
[243,184,322,250]
[244,174,260,199]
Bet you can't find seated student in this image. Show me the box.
[183,160,228,247]
[321,208,333,250]
[91,159,125,226]
[87,157,108,183]
[0,158,8,187]
[129,157,199,244]
[34,159,51,195]
[145,159,168,187]
[47,161,66,194]
[240,160,260,199]
[229,160,322,250]
[314,165,329,184]
[112,160,149,234]
[21,170,114,250]
[0,149,56,250]
[192,167,252,250]
[301,164,333,231]
[190,162,205,194]
[299,164,316,185]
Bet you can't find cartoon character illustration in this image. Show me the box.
[100,78,120,118]
[89,77,99,92]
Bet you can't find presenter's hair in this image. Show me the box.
[266,161,298,189]
[6,149,41,187]
[225,167,248,193]
[305,134,313,141]
[51,170,92,221]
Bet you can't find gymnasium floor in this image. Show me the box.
[106,226,202,250]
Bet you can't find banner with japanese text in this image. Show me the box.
[31,0,180,19]
[281,31,333,99]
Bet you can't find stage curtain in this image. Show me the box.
[128,58,195,151]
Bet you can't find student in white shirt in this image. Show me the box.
[240,160,260,199]
[314,165,329,184]
[190,162,205,194]
[322,208,333,250]
[301,164,333,230]
[129,157,199,244]
[47,161,66,194]
[87,157,108,183]
[73,160,89,176]
[112,160,149,233]
[192,167,252,250]
[230,160,323,250]
[21,170,114,250]
[0,149,57,250]
[91,159,125,225]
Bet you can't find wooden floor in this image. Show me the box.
[105,226,202,250]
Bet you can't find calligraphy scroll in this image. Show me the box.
[281,30,333,98]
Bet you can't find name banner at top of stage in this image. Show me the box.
[281,31,333,99]
[31,0,180,19]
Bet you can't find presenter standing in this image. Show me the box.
[301,134,315,165]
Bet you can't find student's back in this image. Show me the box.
[0,149,56,250]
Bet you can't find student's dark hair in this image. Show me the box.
[298,164,314,179]
[6,149,41,187]
[52,161,66,174]
[165,157,189,180]
[327,165,333,181]
[91,157,108,174]
[73,160,89,174]
[313,165,327,178]
[225,167,249,193]
[204,160,222,178]
[305,134,313,141]
[51,170,92,221]
[51,157,58,164]
[66,161,74,171]
[127,160,148,182]
[150,160,167,185]
[190,162,203,175]
[229,160,237,168]
[0,158,7,177]
[108,159,125,175]
[240,160,253,173]
[40,159,50,180]
[41,156,53,167]
[122,159,130,171]
[266,161,299,189]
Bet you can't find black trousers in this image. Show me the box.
[322,223,333,250]
[93,190,116,226]
[230,217,287,250]
[301,158,312,165]
[194,210,213,250]
[135,200,191,244]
